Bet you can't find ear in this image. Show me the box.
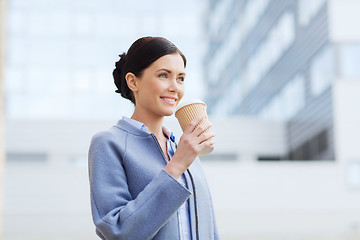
[125,72,139,92]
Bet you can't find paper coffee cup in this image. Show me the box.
[175,99,214,156]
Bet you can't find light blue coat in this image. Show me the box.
[88,119,219,240]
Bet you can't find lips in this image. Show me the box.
[160,96,177,104]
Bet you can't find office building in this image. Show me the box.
[4,0,204,121]
[203,0,360,160]
[0,0,6,236]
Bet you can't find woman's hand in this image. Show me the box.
[164,115,215,179]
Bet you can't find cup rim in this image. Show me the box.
[175,99,205,112]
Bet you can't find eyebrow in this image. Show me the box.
[156,68,186,76]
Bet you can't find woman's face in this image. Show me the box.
[133,53,185,117]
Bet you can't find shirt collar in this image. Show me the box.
[121,116,175,143]
[162,126,176,143]
[122,116,148,132]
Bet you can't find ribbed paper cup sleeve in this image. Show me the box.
[175,101,214,156]
[175,102,207,132]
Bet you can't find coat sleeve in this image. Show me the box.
[88,132,191,240]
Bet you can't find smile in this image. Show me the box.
[160,97,177,104]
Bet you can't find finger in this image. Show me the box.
[198,132,215,144]
[184,114,206,133]
[199,137,215,149]
[193,121,212,136]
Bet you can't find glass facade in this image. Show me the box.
[245,11,295,94]
[310,45,335,96]
[212,79,242,115]
[204,0,339,160]
[298,0,327,26]
[242,0,270,41]
[260,75,305,121]
[4,0,204,120]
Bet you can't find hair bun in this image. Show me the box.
[113,53,128,95]
[115,53,127,70]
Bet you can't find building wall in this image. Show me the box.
[330,0,360,195]
[3,118,286,240]
[0,0,6,236]
[242,1,329,114]
[3,119,360,239]
[203,0,337,160]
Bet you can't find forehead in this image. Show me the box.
[149,53,185,71]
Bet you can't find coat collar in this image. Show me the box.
[114,118,176,144]
[114,119,151,137]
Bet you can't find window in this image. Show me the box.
[212,79,242,115]
[347,160,360,189]
[259,75,305,121]
[208,20,242,85]
[70,156,88,167]
[242,0,270,40]
[339,44,360,79]
[6,152,48,163]
[289,129,329,160]
[283,75,306,120]
[298,0,326,26]
[199,153,238,161]
[209,0,232,37]
[310,45,335,96]
[245,11,295,94]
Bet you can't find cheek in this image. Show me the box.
[140,80,158,96]
[137,86,154,103]
[178,85,185,100]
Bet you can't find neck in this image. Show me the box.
[131,108,164,138]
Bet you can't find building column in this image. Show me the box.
[0,0,6,236]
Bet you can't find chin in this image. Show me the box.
[162,111,175,117]
[159,108,176,117]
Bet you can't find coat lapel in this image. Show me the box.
[184,166,197,240]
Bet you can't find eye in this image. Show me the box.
[159,73,167,78]
[177,76,185,82]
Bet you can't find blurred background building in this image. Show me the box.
[4,0,205,121]
[0,0,6,236]
[2,0,360,239]
[203,0,360,161]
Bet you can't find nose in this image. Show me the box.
[168,77,180,92]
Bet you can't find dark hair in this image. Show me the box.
[113,36,187,104]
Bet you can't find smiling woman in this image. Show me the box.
[127,53,186,118]
[88,36,218,240]
[113,37,187,105]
